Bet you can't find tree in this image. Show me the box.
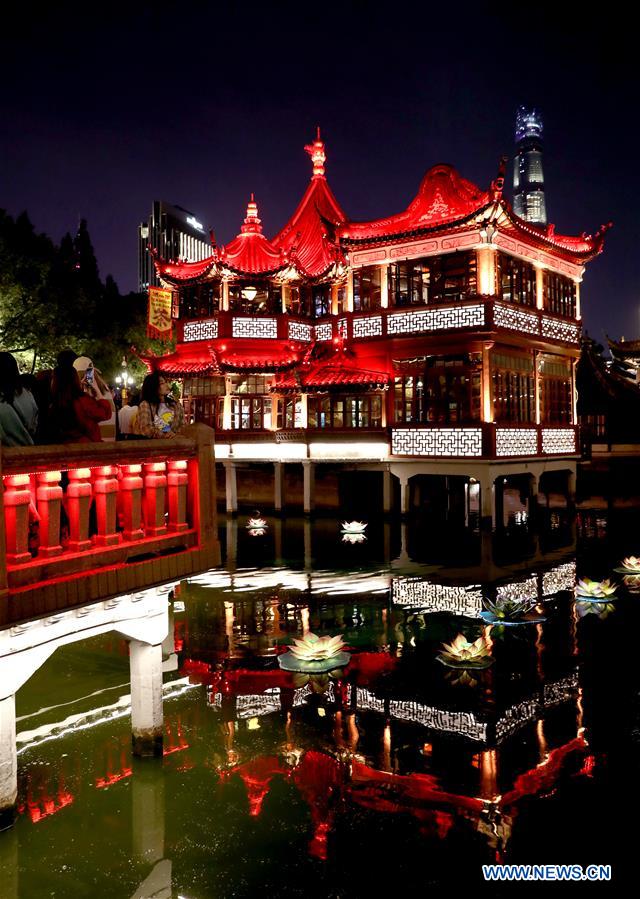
[0,210,164,382]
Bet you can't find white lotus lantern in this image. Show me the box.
[615,556,640,574]
[278,632,351,673]
[341,521,367,534]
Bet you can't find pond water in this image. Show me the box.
[2,511,638,897]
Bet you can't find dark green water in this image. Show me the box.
[3,511,639,897]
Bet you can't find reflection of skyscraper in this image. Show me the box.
[513,107,547,226]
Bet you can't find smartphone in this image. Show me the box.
[84,366,94,386]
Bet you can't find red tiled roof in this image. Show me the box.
[273,131,346,278]
[142,346,219,376]
[274,359,389,392]
[219,195,287,276]
[154,252,218,283]
[219,347,302,372]
[341,164,490,244]
[499,206,611,262]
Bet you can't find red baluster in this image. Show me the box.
[143,462,167,536]
[36,470,63,558]
[118,464,144,541]
[66,468,92,552]
[167,460,189,532]
[92,466,121,547]
[3,474,33,563]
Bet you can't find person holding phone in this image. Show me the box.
[49,358,112,443]
[73,356,117,440]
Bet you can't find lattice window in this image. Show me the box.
[183,319,219,342]
[542,428,576,453]
[288,320,313,342]
[541,316,580,344]
[542,561,576,595]
[387,304,484,335]
[352,315,383,338]
[496,575,538,602]
[495,428,538,456]
[232,317,278,338]
[493,303,539,335]
[391,427,482,457]
[388,700,487,741]
[392,578,483,615]
[315,322,333,341]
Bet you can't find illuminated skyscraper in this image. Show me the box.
[513,107,547,226]
[138,201,212,292]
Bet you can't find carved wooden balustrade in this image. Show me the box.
[0,424,219,622]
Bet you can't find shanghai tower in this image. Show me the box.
[513,106,547,226]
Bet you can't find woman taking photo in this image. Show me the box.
[134,372,185,439]
[49,358,112,443]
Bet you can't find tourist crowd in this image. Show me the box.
[0,350,185,446]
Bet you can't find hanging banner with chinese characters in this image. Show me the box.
[147,287,174,340]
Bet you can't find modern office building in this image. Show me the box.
[513,107,547,226]
[138,200,212,292]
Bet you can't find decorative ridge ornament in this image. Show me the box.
[304,126,326,177]
[241,193,262,233]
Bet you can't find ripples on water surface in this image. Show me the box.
[3,511,639,896]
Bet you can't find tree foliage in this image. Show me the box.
[0,210,168,381]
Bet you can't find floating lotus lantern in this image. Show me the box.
[436,633,493,670]
[623,574,640,593]
[575,578,618,602]
[278,632,351,673]
[247,515,268,537]
[575,600,616,620]
[341,521,367,534]
[342,532,366,544]
[614,556,640,574]
[480,596,546,626]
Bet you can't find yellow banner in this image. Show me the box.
[148,287,173,339]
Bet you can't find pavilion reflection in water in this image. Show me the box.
[175,554,583,860]
[3,515,609,897]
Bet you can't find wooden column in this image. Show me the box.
[380,264,389,308]
[346,270,354,312]
[143,462,168,537]
[36,470,63,558]
[93,465,121,546]
[119,464,144,541]
[481,342,494,423]
[66,468,93,552]
[167,460,189,532]
[2,475,32,564]
[536,266,544,310]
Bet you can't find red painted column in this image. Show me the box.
[92,466,121,547]
[167,460,189,532]
[119,464,144,541]
[66,468,93,552]
[143,462,167,537]
[2,474,32,564]
[36,470,63,558]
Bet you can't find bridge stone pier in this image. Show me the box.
[0,586,173,829]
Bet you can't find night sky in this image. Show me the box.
[1,3,637,343]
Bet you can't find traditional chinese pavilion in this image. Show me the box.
[149,130,609,525]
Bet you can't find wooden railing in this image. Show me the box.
[177,299,581,348]
[0,424,220,619]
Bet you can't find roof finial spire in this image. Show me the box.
[241,194,262,233]
[305,127,326,177]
